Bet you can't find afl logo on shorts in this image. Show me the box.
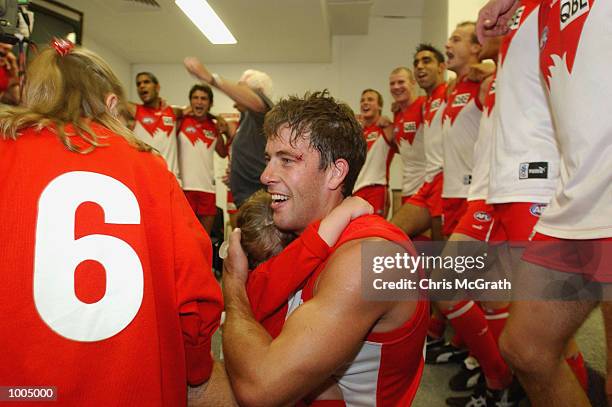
[142,117,154,124]
[529,203,547,217]
[473,211,492,222]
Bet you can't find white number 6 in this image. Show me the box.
[34,171,144,342]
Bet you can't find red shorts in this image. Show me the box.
[185,190,217,217]
[491,202,547,246]
[353,184,387,216]
[227,190,238,215]
[441,197,468,237]
[453,200,497,241]
[523,233,612,283]
[404,172,443,217]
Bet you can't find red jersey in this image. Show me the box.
[287,216,429,406]
[0,123,223,406]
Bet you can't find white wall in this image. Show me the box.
[131,16,423,201]
[421,0,448,53]
[447,0,488,34]
[82,37,131,92]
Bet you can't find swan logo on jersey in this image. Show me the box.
[142,117,154,125]
[473,211,492,222]
[529,203,547,217]
[519,162,549,179]
[560,0,589,30]
[508,5,525,30]
[403,121,417,133]
[452,93,471,107]
[162,116,174,126]
[185,126,197,134]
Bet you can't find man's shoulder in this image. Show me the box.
[333,215,409,248]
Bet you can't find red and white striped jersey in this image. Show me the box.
[469,77,496,201]
[441,79,483,198]
[536,0,612,239]
[178,116,219,193]
[393,98,427,196]
[423,83,448,183]
[353,123,394,192]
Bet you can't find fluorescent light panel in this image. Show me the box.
[175,0,237,45]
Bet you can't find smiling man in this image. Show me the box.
[352,88,395,217]
[221,91,429,406]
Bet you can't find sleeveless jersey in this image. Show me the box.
[441,79,483,198]
[393,98,427,196]
[488,0,559,204]
[537,0,612,238]
[423,83,448,183]
[178,116,219,193]
[133,105,180,181]
[353,123,394,192]
[0,123,223,406]
[286,216,429,406]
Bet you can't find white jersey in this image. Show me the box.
[536,0,612,239]
[393,98,426,196]
[353,123,393,192]
[469,78,496,201]
[441,79,483,198]
[488,1,559,205]
[177,116,218,193]
[423,84,448,183]
[133,105,180,181]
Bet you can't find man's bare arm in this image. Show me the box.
[222,231,389,406]
[184,57,267,113]
[187,362,238,407]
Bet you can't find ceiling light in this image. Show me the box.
[175,0,237,45]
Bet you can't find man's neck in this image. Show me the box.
[363,114,380,127]
[398,94,417,111]
[296,194,344,236]
[453,59,479,80]
[144,98,161,109]
[426,80,444,96]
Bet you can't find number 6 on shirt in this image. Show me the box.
[33,171,144,342]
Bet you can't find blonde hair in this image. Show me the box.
[237,190,295,268]
[0,46,149,154]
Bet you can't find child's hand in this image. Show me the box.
[318,197,373,247]
[338,196,374,220]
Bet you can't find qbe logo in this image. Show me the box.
[560,0,589,30]
[431,99,442,111]
[452,93,471,107]
[403,121,417,132]
[162,116,174,126]
[142,117,155,125]
[529,203,547,217]
[473,211,492,222]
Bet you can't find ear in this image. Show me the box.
[471,42,482,56]
[327,158,349,192]
[105,93,119,117]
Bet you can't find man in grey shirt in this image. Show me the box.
[184,59,273,207]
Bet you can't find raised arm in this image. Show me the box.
[184,57,267,113]
[223,233,388,406]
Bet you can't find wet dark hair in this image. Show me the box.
[414,43,445,64]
